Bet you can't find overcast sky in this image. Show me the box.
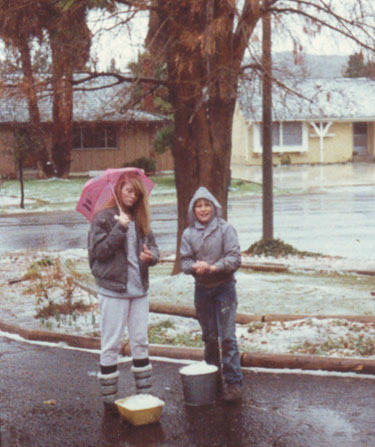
[88,9,148,72]
[88,8,358,72]
[0,7,358,73]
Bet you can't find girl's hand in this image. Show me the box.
[116,210,130,227]
[140,244,153,263]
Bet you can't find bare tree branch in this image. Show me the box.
[70,71,170,89]
[271,0,375,52]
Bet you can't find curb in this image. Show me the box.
[240,352,375,375]
[0,320,100,350]
[2,318,375,376]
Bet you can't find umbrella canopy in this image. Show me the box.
[75,168,154,221]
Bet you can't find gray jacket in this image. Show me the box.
[88,207,159,292]
[180,187,241,287]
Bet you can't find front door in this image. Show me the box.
[353,122,368,157]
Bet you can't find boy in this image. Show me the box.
[180,186,243,402]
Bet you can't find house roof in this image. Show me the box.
[238,77,375,122]
[0,74,168,124]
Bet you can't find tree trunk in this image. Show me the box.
[50,39,73,178]
[18,156,24,209]
[47,2,90,178]
[51,75,73,178]
[171,95,235,273]
[18,39,54,177]
[165,22,237,272]
[147,1,260,273]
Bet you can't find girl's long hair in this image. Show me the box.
[99,172,150,236]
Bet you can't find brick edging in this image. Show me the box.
[72,279,375,325]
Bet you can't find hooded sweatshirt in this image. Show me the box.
[180,187,241,288]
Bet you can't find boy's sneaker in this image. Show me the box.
[222,383,242,402]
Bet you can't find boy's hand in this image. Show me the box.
[193,261,211,274]
[140,244,153,263]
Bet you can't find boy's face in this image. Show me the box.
[194,199,213,225]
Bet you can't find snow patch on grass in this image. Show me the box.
[2,250,375,358]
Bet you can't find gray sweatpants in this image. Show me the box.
[99,294,149,366]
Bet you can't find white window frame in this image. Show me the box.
[253,121,308,153]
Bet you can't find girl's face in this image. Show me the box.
[194,199,213,225]
[121,181,139,209]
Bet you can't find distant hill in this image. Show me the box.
[273,52,348,78]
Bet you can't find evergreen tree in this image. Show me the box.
[344,52,374,78]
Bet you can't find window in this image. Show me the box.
[254,121,307,153]
[283,122,303,145]
[73,124,117,150]
[271,122,280,145]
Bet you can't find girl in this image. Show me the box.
[88,172,159,409]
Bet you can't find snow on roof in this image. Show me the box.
[238,77,375,122]
[0,74,167,124]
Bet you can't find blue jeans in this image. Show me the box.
[194,280,243,385]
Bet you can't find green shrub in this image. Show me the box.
[152,123,175,154]
[245,238,321,258]
[123,156,156,173]
[280,154,291,165]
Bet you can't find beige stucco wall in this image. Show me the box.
[318,122,353,163]
[231,104,251,164]
[231,106,355,166]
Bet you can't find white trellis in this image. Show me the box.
[309,121,333,163]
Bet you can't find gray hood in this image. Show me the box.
[187,187,222,225]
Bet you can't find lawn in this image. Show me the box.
[66,254,375,317]
[3,250,375,357]
[0,175,262,213]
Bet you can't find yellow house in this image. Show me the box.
[232,78,375,166]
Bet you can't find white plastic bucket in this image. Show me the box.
[179,363,219,406]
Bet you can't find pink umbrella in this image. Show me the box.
[75,167,154,221]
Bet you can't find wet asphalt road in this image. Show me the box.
[1,336,375,447]
[0,185,374,258]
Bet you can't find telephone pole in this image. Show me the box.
[262,1,273,240]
